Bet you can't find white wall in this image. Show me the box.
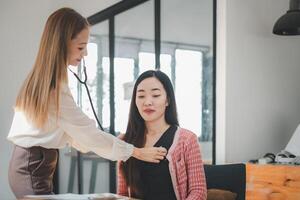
[220,0,300,163]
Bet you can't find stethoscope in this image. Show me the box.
[68,58,105,194]
[68,58,104,131]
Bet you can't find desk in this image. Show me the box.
[22,193,138,200]
[246,163,300,200]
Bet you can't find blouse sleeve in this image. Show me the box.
[185,133,207,200]
[57,87,134,161]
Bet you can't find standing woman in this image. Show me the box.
[7,8,166,199]
[117,70,207,200]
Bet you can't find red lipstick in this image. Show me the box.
[143,108,155,114]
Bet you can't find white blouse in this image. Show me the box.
[7,84,133,161]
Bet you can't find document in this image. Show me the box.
[24,193,136,200]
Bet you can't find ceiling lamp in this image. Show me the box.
[273,0,300,35]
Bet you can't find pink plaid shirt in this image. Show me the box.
[117,127,207,200]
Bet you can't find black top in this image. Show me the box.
[139,125,177,200]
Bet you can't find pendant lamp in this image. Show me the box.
[273,0,300,35]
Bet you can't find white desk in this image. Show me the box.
[22,193,138,200]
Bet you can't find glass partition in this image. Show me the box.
[58,0,215,194]
[114,0,154,134]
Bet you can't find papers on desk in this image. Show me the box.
[24,193,135,200]
[286,123,300,156]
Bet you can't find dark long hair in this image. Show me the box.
[121,70,179,198]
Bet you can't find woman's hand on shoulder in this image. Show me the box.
[132,146,167,163]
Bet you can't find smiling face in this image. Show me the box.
[135,77,169,124]
[67,28,90,66]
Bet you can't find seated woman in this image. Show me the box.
[117,70,207,200]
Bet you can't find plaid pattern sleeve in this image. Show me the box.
[184,132,207,200]
[117,161,129,196]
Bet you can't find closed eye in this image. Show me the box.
[137,96,145,99]
[153,95,161,98]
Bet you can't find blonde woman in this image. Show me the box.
[7,8,166,199]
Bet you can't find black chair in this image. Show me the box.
[204,163,246,200]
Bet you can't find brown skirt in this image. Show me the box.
[8,145,58,199]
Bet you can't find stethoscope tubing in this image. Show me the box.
[68,59,104,131]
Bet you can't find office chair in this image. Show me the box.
[204,163,246,200]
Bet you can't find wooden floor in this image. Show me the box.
[246,163,300,200]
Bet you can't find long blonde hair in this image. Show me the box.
[15,8,89,128]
